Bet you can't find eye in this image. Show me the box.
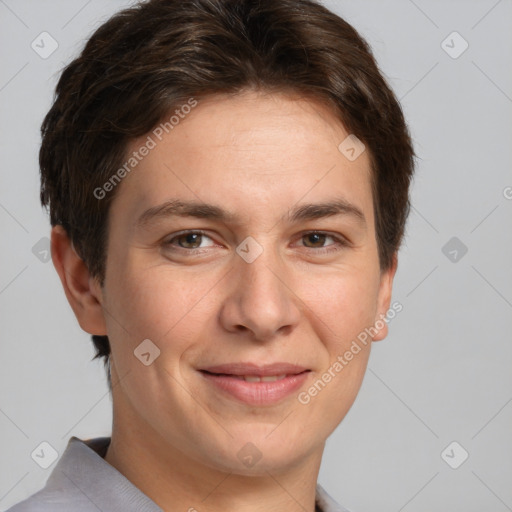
[163,230,215,251]
[162,230,349,255]
[297,231,349,254]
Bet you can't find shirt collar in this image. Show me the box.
[45,436,350,512]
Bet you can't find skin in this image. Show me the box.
[51,89,397,512]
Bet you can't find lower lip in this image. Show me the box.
[199,371,310,406]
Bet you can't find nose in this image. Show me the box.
[218,243,301,342]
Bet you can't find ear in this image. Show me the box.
[50,225,107,335]
[372,252,398,342]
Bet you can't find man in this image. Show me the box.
[8,0,415,510]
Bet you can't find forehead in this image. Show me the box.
[109,90,374,231]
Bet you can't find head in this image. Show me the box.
[44,0,414,474]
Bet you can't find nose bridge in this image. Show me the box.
[247,246,282,284]
[238,237,288,306]
[221,235,300,339]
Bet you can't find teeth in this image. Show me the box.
[209,373,291,382]
[243,374,287,382]
[260,374,287,382]
[244,375,261,382]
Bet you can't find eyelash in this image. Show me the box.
[162,230,350,255]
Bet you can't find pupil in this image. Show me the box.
[308,233,323,247]
[184,233,199,247]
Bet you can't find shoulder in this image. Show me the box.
[5,436,161,512]
[4,487,96,511]
[316,483,355,512]
[5,436,112,511]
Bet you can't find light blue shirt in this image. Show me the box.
[6,436,352,512]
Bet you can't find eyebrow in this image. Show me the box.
[135,198,366,230]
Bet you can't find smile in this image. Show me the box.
[198,363,311,405]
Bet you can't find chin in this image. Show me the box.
[206,451,305,477]
[198,432,317,476]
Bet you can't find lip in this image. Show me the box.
[200,362,308,376]
[198,362,310,406]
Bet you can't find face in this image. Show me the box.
[89,90,395,474]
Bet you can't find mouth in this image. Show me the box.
[198,363,311,405]
[201,373,292,382]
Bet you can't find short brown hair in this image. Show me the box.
[40,0,415,385]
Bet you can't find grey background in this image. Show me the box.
[1,0,511,511]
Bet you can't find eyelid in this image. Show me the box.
[162,229,216,248]
[295,229,351,247]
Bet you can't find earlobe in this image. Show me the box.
[372,253,398,342]
[50,225,107,335]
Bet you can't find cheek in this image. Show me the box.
[103,261,220,361]
[302,267,380,346]
[294,270,378,422]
